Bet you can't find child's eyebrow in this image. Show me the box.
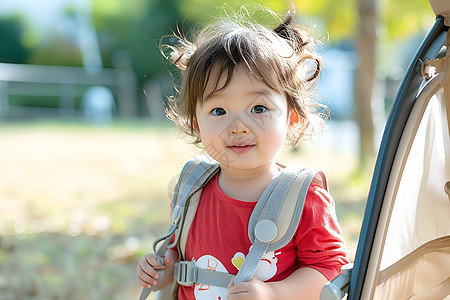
[248,90,273,97]
[204,89,273,102]
[244,89,277,101]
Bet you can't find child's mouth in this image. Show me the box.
[227,145,255,154]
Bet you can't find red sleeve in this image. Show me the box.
[294,184,350,281]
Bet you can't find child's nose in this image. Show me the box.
[228,119,250,135]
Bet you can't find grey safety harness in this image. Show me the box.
[139,156,327,300]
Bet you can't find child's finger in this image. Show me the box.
[144,252,163,268]
[228,280,250,295]
[136,264,158,288]
[138,254,161,279]
[228,277,235,288]
[163,256,174,267]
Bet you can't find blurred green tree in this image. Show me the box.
[0,16,30,63]
[30,36,83,67]
[92,0,185,84]
[295,0,434,165]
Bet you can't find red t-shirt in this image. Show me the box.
[177,173,349,300]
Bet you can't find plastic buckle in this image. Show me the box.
[175,261,196,286]
[320,263,353,300]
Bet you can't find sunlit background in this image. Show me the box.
[0,0,435,299]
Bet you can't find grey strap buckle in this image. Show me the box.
[320,263,353,300]
[175,261,196,286]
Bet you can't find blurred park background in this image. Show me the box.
[0,0,436,299]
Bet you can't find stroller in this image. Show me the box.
[321,0,450,299]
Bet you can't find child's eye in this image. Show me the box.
[251,105,267,114]
[212,107,226,116]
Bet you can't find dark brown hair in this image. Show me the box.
[162,6,328,146]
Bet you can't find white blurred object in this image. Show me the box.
[82,86,114,124]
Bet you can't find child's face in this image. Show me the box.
[195,65,291,175]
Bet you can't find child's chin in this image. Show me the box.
[218,160,258,170]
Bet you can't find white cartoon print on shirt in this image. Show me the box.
[194,255,229,300]
[254,250,279,281]
[231,247,279,281]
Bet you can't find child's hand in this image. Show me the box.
[136,252,175,290]
[227,277,275,300]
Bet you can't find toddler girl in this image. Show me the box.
[137,6,349,300]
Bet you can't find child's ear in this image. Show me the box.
[289,110,300,127]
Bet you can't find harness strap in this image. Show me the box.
[170,165,220,249]
[174,261,234,287]
[234,169,298,284]
[153,228,175,264]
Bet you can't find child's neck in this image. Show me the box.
[217,162,280,202]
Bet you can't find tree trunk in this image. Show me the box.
[354,0,377,166]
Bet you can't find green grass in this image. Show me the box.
[0,121,370,299]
